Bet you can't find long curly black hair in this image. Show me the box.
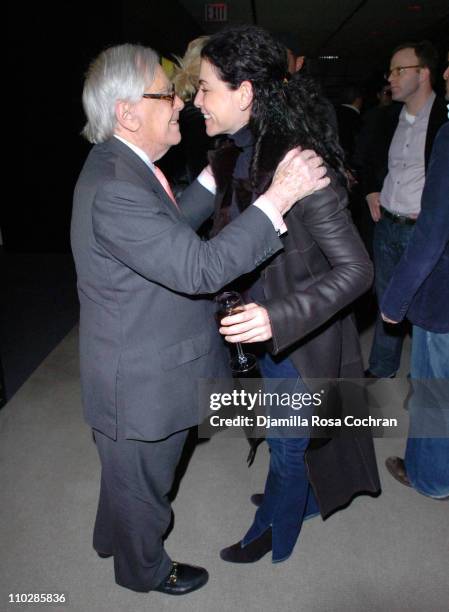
[201,25,346,189]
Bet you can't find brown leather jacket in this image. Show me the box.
[209,140,380,517]
[209,141,374,379]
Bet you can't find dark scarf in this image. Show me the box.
[208,125,269,302]
[208,126,290,236]
[228,126,258,220]
[208,127,254,236]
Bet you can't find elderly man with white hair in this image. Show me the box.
[71,43,329,596]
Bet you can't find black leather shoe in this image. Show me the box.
[97,551,112,559]
[153,562,208,595]
[385,456,411,488]
[220,528,272,563]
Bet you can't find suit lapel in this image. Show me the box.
[106,137,181,216]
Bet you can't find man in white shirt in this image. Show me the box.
[364,41,447,378]
[380,54,449,497]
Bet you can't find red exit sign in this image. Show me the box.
[205,3,228,22]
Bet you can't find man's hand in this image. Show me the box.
[381,312,399,325]
[219,303,272,343]
[366,192,381,222]
[265,148,330,216]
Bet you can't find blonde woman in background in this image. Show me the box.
[160,36,212,192]
[172,36,209,101]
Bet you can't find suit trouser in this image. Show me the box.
[92,427,189,592]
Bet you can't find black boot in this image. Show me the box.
[220,528,272,563]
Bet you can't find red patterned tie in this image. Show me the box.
[153,165,178,209]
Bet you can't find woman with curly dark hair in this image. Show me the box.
[195,25,380,564]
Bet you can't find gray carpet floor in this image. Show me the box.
[1,327,448,612]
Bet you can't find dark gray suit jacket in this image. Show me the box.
[71,137,282,441]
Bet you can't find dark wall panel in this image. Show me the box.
[5,1,201,253]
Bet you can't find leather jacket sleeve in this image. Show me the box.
[263,181,374,355]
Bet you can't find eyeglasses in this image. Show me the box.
[142,85,176,105]
[384,65,422,79]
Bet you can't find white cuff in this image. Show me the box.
[197,166,216,194]
[253,195,288,235]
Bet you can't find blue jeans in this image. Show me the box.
[241,354,319,562]
[404,326,449,498]
[369,216,415,376]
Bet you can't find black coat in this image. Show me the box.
[209,140,381,517]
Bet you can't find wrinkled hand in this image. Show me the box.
[381,312,399,325]
[219,303,272,343]
[366,192,381,222]
[265,148,330,216]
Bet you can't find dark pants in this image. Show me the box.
[369,215,415,376]
[92,427,189,592]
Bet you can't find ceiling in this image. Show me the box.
[177,0,449,70]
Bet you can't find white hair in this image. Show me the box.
[82,43,159,143]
